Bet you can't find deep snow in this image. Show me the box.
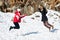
[0,10,60,40]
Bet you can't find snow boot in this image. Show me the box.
[9,26,14,31]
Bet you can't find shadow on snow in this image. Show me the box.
[22,31,39,36]
[50,28,59,32]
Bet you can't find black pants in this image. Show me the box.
[13,22,20,29]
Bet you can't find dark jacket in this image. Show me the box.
[38,7,48,22]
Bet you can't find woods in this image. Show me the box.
[0,0,60,15]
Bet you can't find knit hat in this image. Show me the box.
[17,9,21,11]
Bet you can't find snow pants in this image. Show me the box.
[13,22,20,29]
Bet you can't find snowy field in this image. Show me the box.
[0,10,60,40]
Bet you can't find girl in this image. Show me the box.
[9,9,26,31]
[38,5,54,31]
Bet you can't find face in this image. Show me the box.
[39,5,43,9]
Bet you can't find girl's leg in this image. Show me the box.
[9,22,20,31]
[43,21,51,31]
[47,21,54,29]
[13,22,20,29]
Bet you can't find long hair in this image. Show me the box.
[39,4,45,8]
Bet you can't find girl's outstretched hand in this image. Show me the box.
[24,14,27,16]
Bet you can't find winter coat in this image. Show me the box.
[13,10,26,23]
[13,10,21,22]
[38,7,48,22]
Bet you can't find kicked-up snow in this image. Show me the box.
[0,10,60,40]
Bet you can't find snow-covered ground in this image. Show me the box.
[0,10,60,40]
